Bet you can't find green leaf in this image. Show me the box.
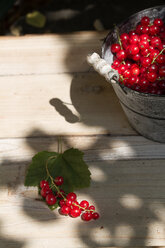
[24,148,91,193]
[24,151,58,186]
[26,11,46,28]
[49,148,91,192]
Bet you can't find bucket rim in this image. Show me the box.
[102,4,165,99]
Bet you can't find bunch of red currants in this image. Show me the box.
[40,176,100,221]
[111,16,165,94]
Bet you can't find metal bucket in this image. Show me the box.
[102,5,165,143]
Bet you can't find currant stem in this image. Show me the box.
[45,156,66,200]
[115,25,126,65]
[151,48,165,64]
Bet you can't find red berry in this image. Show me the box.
[141,16,150,26]
[150,49,159,60]
[159,65,165,77]
[150,25,160,35]
[129,45,139,55]
[54,176,64,186]
[139,77,149,90]
[150,37,162,48]
[65,199,73,207]
[92,212,100,220]
[156,54,165,64]
[67,192,77,201]
[129,34,139,44]
[140,34,149,41]
[128,76,138,85]
[88,205,95,211]
[81,212,92,221]
[141,57,151,67]
[118,64,127,74]
[139,40,149,50]
[56,189,65,198]
[46,194,57,206]
[132,53,141,61]
[111,43,121,53]
[131,66,140,76]
[123,69,131,78]
[135,24,143,34]
[116,50,126,60]
[40,186,52,198]
[159,80,165,89]
[141,26,150,34]
[140,48,149,56]
[154,18,164,27]
[80,200,89,210]
[59,199,65,207]
[112,59,120,68]
[148,64,158,73]
[120,33,129,42]
[70,208,81,218]
[60,205,71,215]
[40,180,49,188]
[146,72,157,82]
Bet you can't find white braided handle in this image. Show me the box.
[87,52,119,84]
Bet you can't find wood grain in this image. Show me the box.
[0,138,165,247]
[1,30,165,247]
[0,31,105,76]
[1,136,165,163]
[0,72,136,138]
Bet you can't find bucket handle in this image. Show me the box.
[87,52,119,84]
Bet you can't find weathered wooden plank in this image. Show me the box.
[1,136,165,164]
[0,72,136,138]
[1,157,165,247]
[0,31,105,76]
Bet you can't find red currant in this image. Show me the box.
[66,192,77,201]
[81,212,92,221]
[70,208,81,218]
[92,212,100,220]
[159,65,165,77]
[40,180,49,188]
[150,25,160,35]
[154,18,164,27]
[59,199,65,207]
[141,16,150,26]
[54,176,64,186]
[80,200,89,210]
[88,205,95,211]
[146,72,157,82]
[40,186,52,198]
[116,50,126,60]
[46,194,57,206]
[60,205,71,215]
[111,43,121,53]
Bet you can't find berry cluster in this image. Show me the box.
[40,177,100,221]
[111,16,165,94]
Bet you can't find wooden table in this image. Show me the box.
[0,31,165,248]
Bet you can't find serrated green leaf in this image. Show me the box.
[24,151,58,186]
[49,148,91,192]
[25,148,91,193]
[26,11,46,28]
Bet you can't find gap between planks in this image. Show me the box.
[1,135,165,163]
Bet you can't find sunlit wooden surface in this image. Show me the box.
[0,31,165,248]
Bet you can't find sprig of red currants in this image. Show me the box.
[39,177,100,221]
[111,16,165,94]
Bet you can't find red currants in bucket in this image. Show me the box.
[111,16,165,95]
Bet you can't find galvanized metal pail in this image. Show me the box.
[88,5,165,143]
